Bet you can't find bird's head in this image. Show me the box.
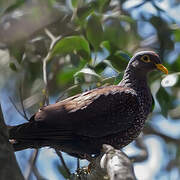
[129,51,168,75]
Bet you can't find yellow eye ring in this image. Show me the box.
[141,55,151,63]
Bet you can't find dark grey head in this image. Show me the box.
[128,51,168,75]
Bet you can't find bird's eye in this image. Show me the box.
[141,55,151,63]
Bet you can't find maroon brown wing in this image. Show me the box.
[33,85,140,138]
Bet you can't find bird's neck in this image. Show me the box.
[119,65,149,92]
[119,65,152,116]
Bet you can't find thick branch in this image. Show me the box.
[0,103,24,180]
[100,144,136,180]
[71,144,136,180]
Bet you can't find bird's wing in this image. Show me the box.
[34,86,140,137]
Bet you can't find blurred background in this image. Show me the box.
[0,0,180,179]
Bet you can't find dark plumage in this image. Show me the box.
[9,51,168,158]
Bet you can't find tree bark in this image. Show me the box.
[70,144,136,180]
[0,103,24,180]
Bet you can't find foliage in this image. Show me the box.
[0,0,180,179]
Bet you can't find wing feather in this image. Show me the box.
[33,86,140,138]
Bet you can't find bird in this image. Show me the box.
[9,51,168,159]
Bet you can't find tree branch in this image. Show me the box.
[25,149,39,180]
[55,149,71,177]
[130,133,148,163]
[0,103,24,180]
[71,144,136,180]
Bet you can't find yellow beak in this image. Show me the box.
[155,64,168,74]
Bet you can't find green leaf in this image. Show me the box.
[74,67,101,84]
[51,36,90,60]
[156,87,172,117]
[86,13,104,50]
[119,15,135,24]
[95,0,111,12]
[57,68,78,86]
[101,41,111,53]
[10,47,24,64]
[171,55,180,72]
[174,28,180,42]
[4,0,25,13]
[114,72,124,85]
[57,60,86,86]
[71,0,79,8]
[9,62,17,71]
[77,3,94,20]
[94,60,115,74]
[115,51,131,61]
[109,51,130,72]
[151,95,155,113]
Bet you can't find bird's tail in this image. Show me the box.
[8,121,73,151]
[8,122,42,151]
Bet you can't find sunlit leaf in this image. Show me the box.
[161,73,179,87]
[51,36,90,60]
[75,67,101,78]
[86,13,104,50]
[74,67,101,84]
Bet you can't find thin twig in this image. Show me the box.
[44,28,56,41]
[9,97,26,119]
[56,84,79,102]
[55,149,71,176]
[19,84,29,121]
[44,28,61,51]
[32,165,47,180]
[25,149,39,180]
[77,158,80,169]
[9,84,29,121]
[42,53,50,105]
[43,29,72,177]
[42,28,61,105]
